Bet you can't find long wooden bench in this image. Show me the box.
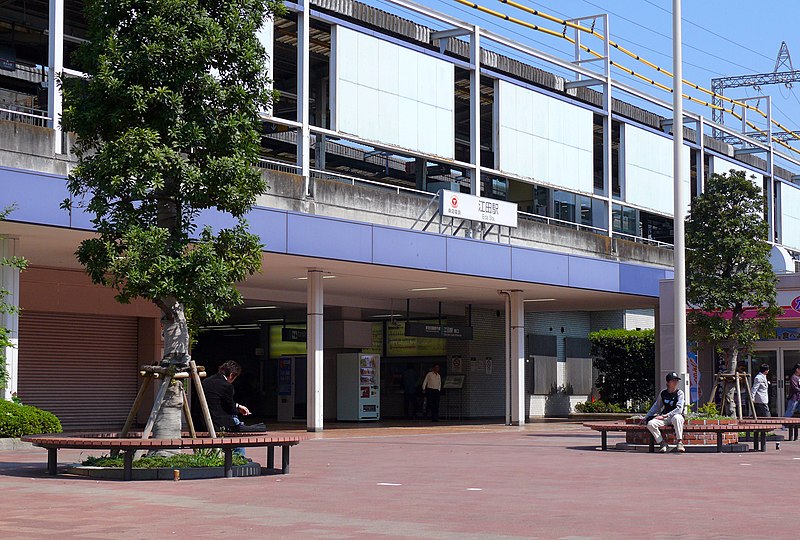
[583,421,780,453]
[738,417,800,441]
[21,432,306,480]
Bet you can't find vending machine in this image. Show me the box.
[337,353,380,421]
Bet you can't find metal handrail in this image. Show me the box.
[517,210,609,235]
[310,168,436,198]
[612,231,674,249]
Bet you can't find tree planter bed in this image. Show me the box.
[21,432,306,480]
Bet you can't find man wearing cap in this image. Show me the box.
[644,372,686,453]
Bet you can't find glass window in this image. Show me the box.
[554,190,576,223]
[612,204,638,236]
[534,186,550,217]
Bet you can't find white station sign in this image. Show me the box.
[439,190,518,228]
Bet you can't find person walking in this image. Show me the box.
[644,372,686,453]
[751,363,771,418]
[421,364,442,422]
[785,363,800,418]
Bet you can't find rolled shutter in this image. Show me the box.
[17,312,140,430]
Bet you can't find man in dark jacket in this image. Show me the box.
[202,360,251,431]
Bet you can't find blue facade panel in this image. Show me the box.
[373,226,447,271]
[568,256,620,292]
[287,213,373,263]
[510,247,570,286]
[0,167,70,228]
[446,237,512,280]
[619,263,667,297]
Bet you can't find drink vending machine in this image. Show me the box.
[336,353,380,421]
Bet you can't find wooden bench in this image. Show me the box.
[21,432,306,480]
[583,421,780,453]
[738,417,800,441]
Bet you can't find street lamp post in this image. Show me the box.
[673,0,689,398]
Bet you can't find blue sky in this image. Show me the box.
[369,0,800,142]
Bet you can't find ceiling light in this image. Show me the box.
[243,306,278,310]
[256,319,284,323]
[409,287,449,292]
[370,314,404,318]
[524,298,557,303]
[294,275,337,280]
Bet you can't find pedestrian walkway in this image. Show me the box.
[1,422,797,538]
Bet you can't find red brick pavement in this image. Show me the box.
[0,422,796,539]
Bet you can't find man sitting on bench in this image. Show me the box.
[644,372,686,453]
[203,360,266,435]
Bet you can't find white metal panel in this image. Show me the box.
[711,156,764,189]
[497,80,593,193]
[780,181,800,251]
[623,124,691,215]
[333,26,454,158]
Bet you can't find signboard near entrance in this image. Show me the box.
[282,327,307,342]
[439,189,518,228]
[405,322,473,340]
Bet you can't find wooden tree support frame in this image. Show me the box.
[708,372,759,420]
[120,360,216,440]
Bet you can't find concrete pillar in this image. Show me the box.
[48,0,64,154]
[469,25,481,195]
[1,238,20,400]
[509,291,525,425]
[502,290,525,425]
[306,269,324,431]
[297,0,311,193]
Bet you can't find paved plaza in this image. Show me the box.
[0,422,797,539]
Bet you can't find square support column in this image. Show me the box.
[297,0,311,194]
[306,269,324,432]
[501,290,526,426]
[1,238,20,400]
[48,0,64,154]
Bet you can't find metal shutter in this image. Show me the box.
[18,312,140,430]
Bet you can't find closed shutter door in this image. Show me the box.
[18,312,140,430]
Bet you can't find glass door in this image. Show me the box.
[749,351,779,417]
[782,350,800,417]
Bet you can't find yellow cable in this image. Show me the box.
[495,0,800,147]
[452,0,800,154]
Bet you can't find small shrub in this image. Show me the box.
[687,401,727,420]
[83,450,248,469]
[574,400,627,413]
[0,399,62,437]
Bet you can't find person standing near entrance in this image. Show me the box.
[751,363,771,418]
[644,372,686,453]
[402,364,419,420]
[421,364,442,422]
[785,364,800,418]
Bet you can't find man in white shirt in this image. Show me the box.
[421,364,442,422]
[751,363,771,418]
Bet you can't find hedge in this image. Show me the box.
[0,399,62,438]
[589,328,655,408]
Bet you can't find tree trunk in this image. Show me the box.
[150,297,189,448]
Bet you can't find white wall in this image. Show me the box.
[496,80,594,193]
[711,156,764,190]
[780,181,800,251]
[622,124,690,215]
[332,26,454,159]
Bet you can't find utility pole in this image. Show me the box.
[673,0,688,398]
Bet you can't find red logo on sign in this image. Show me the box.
[792,296,800,313]
[451,196,459,208]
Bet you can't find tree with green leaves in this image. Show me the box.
[1,205,28,398]
[686,170,780,379]
[61,0,283,433]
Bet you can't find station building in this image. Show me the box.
[2,0,800,430]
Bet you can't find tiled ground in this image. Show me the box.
[0,422,796,539]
